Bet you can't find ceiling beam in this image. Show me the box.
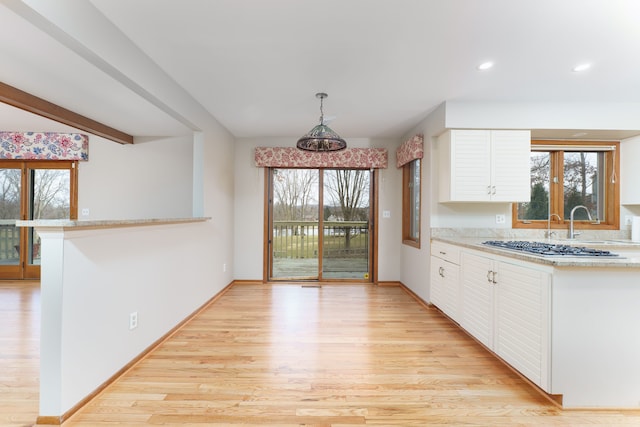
[0,81,133,145]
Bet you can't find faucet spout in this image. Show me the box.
[547,213,562,239]
[569,205,592,239]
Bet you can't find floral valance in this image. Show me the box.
[255,147,388,168]
[0,132,89,160]
[396,134,423,168]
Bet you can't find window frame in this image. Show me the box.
[402,158,421,248]
[512,140,620,231]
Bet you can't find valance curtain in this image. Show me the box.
[0,131,89,160]
[395,134,423,168]
[255,147,388,169]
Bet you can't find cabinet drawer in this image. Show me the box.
[431,241,461,265]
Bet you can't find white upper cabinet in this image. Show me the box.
[439,129,531,202]
[621,137,640,204]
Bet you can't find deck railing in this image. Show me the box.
[272,221,368,259]
[0,223,20,261]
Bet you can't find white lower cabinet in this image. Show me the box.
[460,249,551,391]
[459,251,495,348]
[430,242,461,321]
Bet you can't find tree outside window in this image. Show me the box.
[514,141,619,230]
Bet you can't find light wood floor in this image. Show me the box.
[3,283,640,426]
[0,280,40,427]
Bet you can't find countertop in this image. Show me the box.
[16,217,210,230]
[432,236,640,268]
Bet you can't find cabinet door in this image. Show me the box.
[490,130,531,202]
[460,251,494,348]
[430,256,460,321]
[494,261,550,391]
[440,130,492,202]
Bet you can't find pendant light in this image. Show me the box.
[296,92,347,152]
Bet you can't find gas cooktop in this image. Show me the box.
[482,240,620,257]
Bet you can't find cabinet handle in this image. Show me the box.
[486,270,498,284]
[492,186,496,195]
[487,185,492,195]
[439,266,445,277]
[439,251,446,255]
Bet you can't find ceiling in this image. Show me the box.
[1,0,640,141]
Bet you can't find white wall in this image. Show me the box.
[37,107,236,420]
[233,137,402,282]
[444,101,640,132]
[78,135,194,219]
[38,221,217,416]
[395,103,445,301]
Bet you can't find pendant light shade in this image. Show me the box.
[296,93,347,152]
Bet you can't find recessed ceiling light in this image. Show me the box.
[572,63,591,72]
[477,61,494,71]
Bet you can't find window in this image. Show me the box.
[402,159,421,247]
[513,140,619,230]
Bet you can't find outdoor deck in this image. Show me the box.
[272,257,369,280]
[271,221,370,280]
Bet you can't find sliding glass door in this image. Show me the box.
[267,168,373,281]
[0,166,22,277]
[322,169,371,279]
[0,161,76,279]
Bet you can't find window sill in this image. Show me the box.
[403,239,420,249]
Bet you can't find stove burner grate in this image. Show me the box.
[482,240,619,257]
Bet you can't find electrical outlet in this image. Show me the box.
[81,208,90,216]
[625,215,633,226]
[495,214,506,224]
[129,312,138,330]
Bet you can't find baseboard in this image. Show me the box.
[41,281,236,424]
[376,280,402,286]
[231,279,266,285]
[396,282,432,311]
[34,415,61,425]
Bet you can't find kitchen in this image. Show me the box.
[3,0,640,423]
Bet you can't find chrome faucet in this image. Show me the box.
[569,205,592,239]
[547,213,562,240]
